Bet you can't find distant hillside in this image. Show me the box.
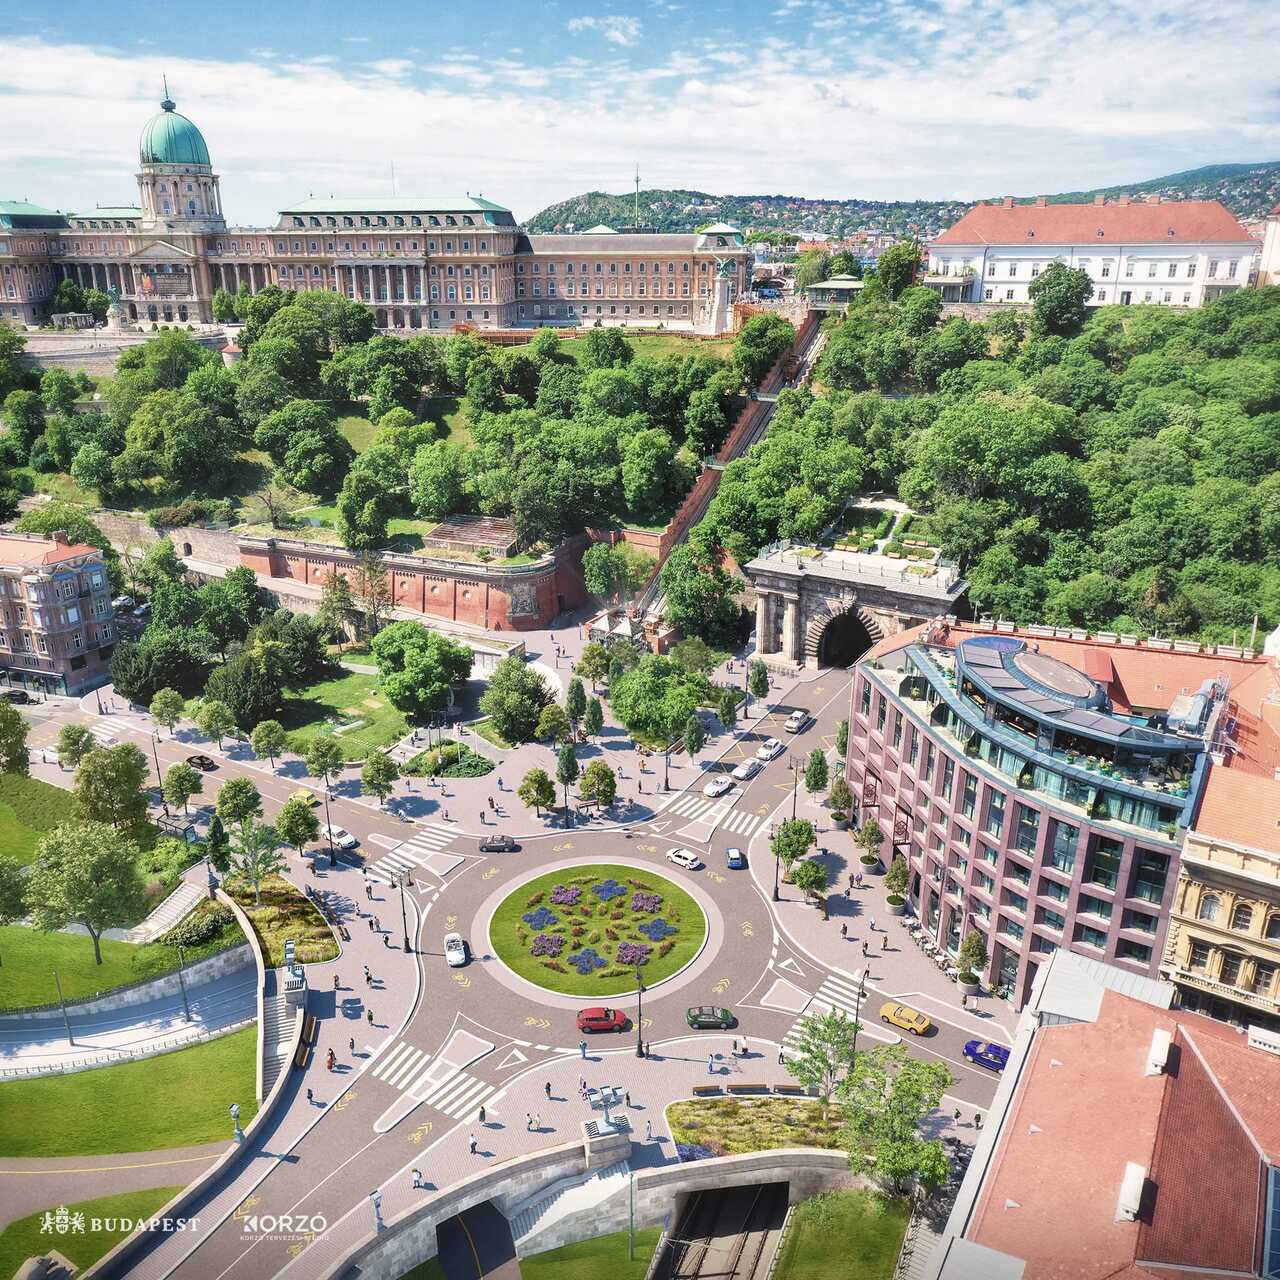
[526,162,1280,239]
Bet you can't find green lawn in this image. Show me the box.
[0,900,245,1012]
[278,669,409,762]
[558,334,734,363]
[489,864,706,997]
[399,1259,446,1280]
[0,773,76,865]
[469,717,515,751]
[0,1026,258,1157]
[0,1186,183,1280]
[336,406,376,453]
[774,1191,910,1280]
[667,1097,843,1158]
[227,874,339,966]
[521,1228,660,1280]
[423,395,469,445]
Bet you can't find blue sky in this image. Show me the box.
[3,0,1275,224]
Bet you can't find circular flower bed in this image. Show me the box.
[488,863,708,996]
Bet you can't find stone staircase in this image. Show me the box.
[259,991,295,1098]
[503,1160,630,1248]
[64,880,204,945]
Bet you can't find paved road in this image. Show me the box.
[436,1201,519,1280]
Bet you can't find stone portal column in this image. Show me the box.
[755,593,772,654]
[384,266,392,301]
[784,597,800,663]
[401,266,409,301]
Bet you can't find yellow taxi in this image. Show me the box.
[879,1002,932,1036]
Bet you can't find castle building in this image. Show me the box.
[1,93,751,332]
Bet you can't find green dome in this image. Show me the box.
[140,96,210,167]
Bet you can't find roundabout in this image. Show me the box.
[484,860,712,999]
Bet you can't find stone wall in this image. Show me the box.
[940,301,1032,322]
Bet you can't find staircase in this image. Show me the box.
[259,991,295,1098]
[503,1160,630,1248]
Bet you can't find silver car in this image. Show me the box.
[444,932,468,967]
[732,758,761,781]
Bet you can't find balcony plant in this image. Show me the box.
[956,929,988,995]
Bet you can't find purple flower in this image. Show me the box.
[592,879,626,901]
[631,891,663,913]
[522,906,559,930]
[677,1143,716,1162]
[617,941,652,967]
[531,934,565,957]
[568,947,606,975]
[639,917,676,942]
[550,885,581,906]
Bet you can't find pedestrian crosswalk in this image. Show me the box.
[369,1040,496,1118]
[782,973,868,1056]
[366,824,463,885]
[86,718,121,746]
[651,790,766,837]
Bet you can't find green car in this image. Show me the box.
[686,1006,735,1030]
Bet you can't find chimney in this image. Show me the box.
[1094,194,1106,206]
[1147,194,1163,204]
[1002,197,1014,209]
[1034,197,1047,207]
[51,530,69,546]
[1118,195,1131,207]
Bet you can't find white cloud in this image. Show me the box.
[566,15,642,45]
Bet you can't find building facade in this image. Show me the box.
[924,195,1255,308]
[0,531,116,695]
[845,620,1280,1008]
[1,95,751,332]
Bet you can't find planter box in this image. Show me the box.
[886,900,905,916]
[958,979,981,996]
[859,856,884,874]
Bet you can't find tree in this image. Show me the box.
[579,758,617,809]
[805,748,829,794]
[408,440,468,518]
[576,642,611,690]
[229,818,285,908]
[584,697,605,740]
[136,537,186,590]
[855,818,886,862]
[794,250,831,290]
[872,240,921,301]
[660,545,741,647]
[839,1044,952,1195]
[671,637,719,677]
[556,741,580,812]
[748,659,770,703]
[718,687,738,731]
[609,654,701,744]
[316,568,356,642]
[56,723,96,771]
[0,853,26,926]
[517,766,556,816]
[212,287,238,323]
[361,751,400,807]
[828,774,853,815]
[336,450,399,550]
[565,677,587,727]
[149,688,185,737]
[785,1008,858,1117]
[41,368,79,416]
[370,621,473,719]
[791,856,829,904]
[25,822,146,965]
[205,812,232,874]
[581,326,632,370]
[884,854,910,900]
[163,761,203,815]
[3,389,45,458]
[479,655,554,745]
[51,277,87,316]
[772,818,815,876]
[683,712,706,759]
[193,699,236,748]
[957,929,989,980]
[305,736,345,792]
[536,702,571,746]
[835,719,849,756]
[250,719,287,769]
[1028,263,1094,335]
[733,312,794,388]
[216,776,263,829]
[276,795,321,858]
[583,543,627,600]
[351,553,392,638]
[73,745,148,831]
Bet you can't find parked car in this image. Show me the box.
[322,825,358,851]
[879,1002,932,1036]
[686,1006,735,1030]
[963,1040,1010,1071]
[185,754,218,772]
[756,737,785,761]
[111,595,134,611]
[725,847,746,870]
[665,847,702,870]
[1,689,30,705]
[731,758,761,782]
[783,710,810,734]
[290,788,321,807]
[479,834,519,853]
[444,933,469,968]
[703,775,733,799]
[132,602,151,618]
[577,1007,627,1033]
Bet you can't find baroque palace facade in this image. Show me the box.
[2,92,751,331]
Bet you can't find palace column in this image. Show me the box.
[783,597,800,663]
[755,593,772,655]
[401,266,409,301]
[384,265,392,302]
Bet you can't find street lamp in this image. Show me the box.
[204,854,218,902]
[635,966,645,1058]
[789,754,801,821]
[399,870,411,953]
[769,823,780,902]
[151,731,169,817]
[320,773,337,868]
[849,968,866,1065]
[176,943,192,1022]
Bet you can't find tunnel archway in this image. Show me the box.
[808,607,880,668]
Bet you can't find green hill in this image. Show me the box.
[526,162,1280,239]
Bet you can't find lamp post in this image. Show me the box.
[176,943,192,1021]
[151,731,169,817]
[849,968,866,1065]
[635,966,645,1058]
[399,870,411,953]
[320,774,337,868]
[53,970,74,1046]
[663,737,673,792]
[204,854,218,902]
[770,823,780,902]
[789,754,800,821]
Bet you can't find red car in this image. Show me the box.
[576,1007,627,1033]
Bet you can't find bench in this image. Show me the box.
[772,1083,806,1095]
[293,1042,311,1070]
[691,1085,722,1097]
[727,1083,769,1095]
[302,1014,318,1045]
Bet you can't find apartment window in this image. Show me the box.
[1100,264,1111,277]
[1219,952,1242,985]
[960,772,977,819]
[1266,914,1280,941]
[1116,939,1151,964]
[986,262,996,277]
[891,711,902,750]
[1079,893,1113,921]
[1007,263,1017,277]
[1130,849,1169,904]
[1003,918,1025,942]
[1208,259,1219,277]
[975,871,995,896]
[1039,876,1069,904]
[1014,805,1039,854]
[1227,260,1238,278]
[1098,290,1107,302]
[1005,890,1028,915]
[984,289,993,301]
[940,756,954,802]
[1182,292,1191,304]
[859,680,871,716]
[1249,961,1275,994]
[1030,263,1040,277]
[907,727,918,766]
[1005,289,1014,301]
[1074,923,1108,951]
[1121,909,1157,934]
[1086,837,1122,891]
[1231,903,1254,932]
[1037,907,1065,932]
[1147,262,1158,278]
[1124,262,1134,278]
[875,696,886,733]
[923,742,935,782]
[984,789,1006,839]
[1167,263,1178,278]
[1186,262,1196,277]
[1188,940,1211,970]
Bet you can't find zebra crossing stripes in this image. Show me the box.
[657,790,765,838]
[87,719,120,745]
[782,974,868,1054]
[369,1040,497,1118]
[413,1071,495,1119]
[366,824,462,885]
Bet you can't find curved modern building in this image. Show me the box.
[845,619,1280,1009]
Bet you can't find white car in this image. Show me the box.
[784,710,810,734]
[444,932,468,968]
[756,737,785,761]
[322,825,358,850]
[703,775,733,798]
[732,758,761,782]
[665,847,702,870]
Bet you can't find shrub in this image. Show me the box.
[531,933,565,957]
[886,893,905,907]
[525,891,545,908]
[658,938,676,957]
[617,941,652,966]
[159,902,236,947]
[588,929,601,943]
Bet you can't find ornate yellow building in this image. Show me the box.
[1161,766,1280,1030]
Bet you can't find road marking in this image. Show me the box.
[366,824,463,885]
[523,1016,551,1030]
[782,974,870,1055]
[712,977,731,993]
[496,1047,528,1069]
[741,921,755,937]
[776,957,805,977]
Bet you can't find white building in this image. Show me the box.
[924,195,1255,308]
[1260,202,1280,286]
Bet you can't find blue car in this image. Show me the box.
[725,847,746,870]
[963,1039,1010,1071]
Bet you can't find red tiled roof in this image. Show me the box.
[0,534,99,569]
[1194,765,1280,854]
[932,199,1253,246]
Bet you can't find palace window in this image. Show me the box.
[1266,914,1280,941]
[1231,903,1253,932]
[1188,940,1211,970]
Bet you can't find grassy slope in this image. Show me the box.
[667,1097,844,1156]
[278,669,408,762]
[521,1228,661,1280]
[489,864,706,997]
[227,874,339,966]
[773,1191,910,1280]
[0,1026,258,1157]
[0,773,76,866]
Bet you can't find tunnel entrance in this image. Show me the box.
[817,610,876,668]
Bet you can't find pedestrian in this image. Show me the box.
[412,1168,424,1190]
[367,916,374,932]
[488,796,495,810]
[363,964,371,984]
[579,1040,587,1059]
[526,1112,533,1130]
[307,1088,314,1104]
[362,864,368,879]
[479,810,485,824]
[882,933,888,951]
[645,1119,653,1141]
[732,1037,739,1056]
[469,1133,477,1155]
[844,886,850,899]
[856,872,863,889]
[742,1037,749,1057]
[960,994,968,1012]
[975,1112,983,1130]
[478,1104,486,1124]
[382,934,389,948]
[778,1047,784,1065]
[349,1036,356,1054]
[861,941,869,958]
[645,1042,652,1059]
[706,1053,714,1075]
[444,808,449,821]
[579,1076,586,1092]
[545,1080,553,1099]
[840,923,847,939]
[869,917,876,932]
[367,1008,374,1025]
[365,883,372,900]
[333,974,340,990]
[374,915,380,932]
[625,1090,631,1107]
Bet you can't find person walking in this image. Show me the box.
[975,1112,983,1130]
[545,1081,553,1100]
[478,1104,486,1125]
[624,1090,631,1107]
[869,917,876,932]
[363,964,371,985]
[469,1134,477,1155]
[840,923,848,939]
[960,994,968,1012]
[307,1088,314,1105]
[349,1036,356,1055]
[742,1037,749,1057]
[412,1169,424,1190]
[579,1076,586,1093]
[365,883,372,900]
[844,886,851,899]
[861,940,869,958]
[706,1053,715,1074]
[366,1008,374,1025]
[645,1119,653,1141]
[333,974,340,990]
[367,917,374,932]
[526,1112,533,1130]
[579,1040,588,1059]
[855,872,863,889]
[326,1048,336,1071]
[954,1108,962,1125]
[881,933,888,952]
